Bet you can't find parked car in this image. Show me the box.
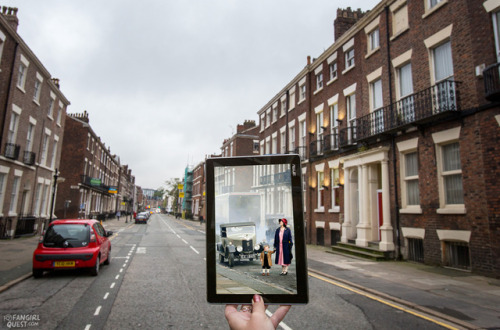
[217,222,263,267]
[135,213,148,224]
[32,219,112,278]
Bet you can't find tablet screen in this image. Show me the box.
[206,155,308,304]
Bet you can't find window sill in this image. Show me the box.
[399,206,422,214]
[47,115,54,121]
[422,0,448,19]
[314,207,325,213]
[298,99,306,106]
[288,106,295,112]
[33,99,41,107]
[390,27,409,42]
[365,47,380,59]
[8,212,18,217]
[313,87,323,95]
[16,85,26,94]
[327,77,338,86]
[329,207,340,213]
[342,65,355,75]
[437,206,466,214]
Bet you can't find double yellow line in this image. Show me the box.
[309,271,464,330]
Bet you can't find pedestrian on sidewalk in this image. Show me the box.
[274,218,293,276]
[116,210,121,221]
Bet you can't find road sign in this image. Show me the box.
[179,192,185,198]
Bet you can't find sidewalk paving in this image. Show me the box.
[1,217,499,329]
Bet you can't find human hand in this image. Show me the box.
[225,295,291,330]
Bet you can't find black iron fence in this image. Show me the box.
[23,151,36,165]
[484,62,500,101]
[14,216,37,237]
[4,143,20,160]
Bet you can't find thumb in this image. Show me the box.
[252,294,266,314]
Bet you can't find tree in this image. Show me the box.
[165,178,182,213]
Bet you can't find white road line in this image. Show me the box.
[122,263,127,267]
[94,306,101,316]
[265,310,292,330]
[110,282,115,289]
[119,268,123,273]
[115,275,119,280]
[176,234,181,239]
[197,230,205,234]
[84,325,91,330]
[190,246,199,254]
[103,292,109,300]
[182,239,188,244]
[113,257,128,259]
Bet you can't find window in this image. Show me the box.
[0,173,6,215]
[432,128,464,213]
[26,123,35,152]
[272,135,277,154]
[17,62,28,90]
[280,131,286,154]
[316,73,323,90]
[444,241,470,270]
[371,79,384,134]
[345,48,355,70]
[300,84,306,101]
[407,238,424,263]
[265,109,271,128]
[369,28,380,52]
[9,176,20,214]
[316,110,324,155]
[391,2,409,37]
[48,97,55,118]
[34,79,42,103]
[398,62,415,122]
[51,140,58,168]
[40,133,49,166]
[346,93,356,143]
[253,140,259,153]
[432,41,455,112]
[34,183,42,216]
[331,167,340,210]
[56,106,63,125]
[289,125,296,152]
[404,152,420,205]
[289,89,296,110]
[272,106,278,123]
[429,0,443,9]
[7,112,19,144]
[299,119,307,159]
[260,113,265,132]
[317,171,324,210]
[329,103,339,150]
[329,62,337,81]
[0,30,5,67]
[281,98,287,117]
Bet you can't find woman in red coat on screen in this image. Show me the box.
[274,218,293,275]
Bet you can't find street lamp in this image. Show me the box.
[49,169,59,223]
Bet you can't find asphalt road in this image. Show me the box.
[0,214,454,329]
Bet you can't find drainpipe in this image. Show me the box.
[385,5,402,259]
[285,90,289,153]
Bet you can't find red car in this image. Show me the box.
[32,219,113,278]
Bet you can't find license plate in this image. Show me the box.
[54,261,75,267]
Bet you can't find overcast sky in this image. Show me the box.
[3,0,379,189]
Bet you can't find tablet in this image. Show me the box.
[205,154,308,304]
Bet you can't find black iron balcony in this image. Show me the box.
[274,171,291,184]
[23,151,36,165]
[309,139,324,158]
[338,126,357,148]
[484,63,500,101]
[259,175,273,185]
[323,131,339,153]
[356,79,461,141]
[4,143,20,160]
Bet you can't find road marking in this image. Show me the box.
[115,275,119,280]
[120,268,123,273]
[103,292,109,300]
[110,282,116,289]
[94,306,101,316]
[123,263,127,267]
[308,272,459,330]
[176,234,181,239]
[182,239,188,244]
[197,230,205,234]
[265,310,292,330]
[136,247,147,254]
[190,246,199,254]
[84,325,91,330]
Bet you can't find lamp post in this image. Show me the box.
[49,169,59,223]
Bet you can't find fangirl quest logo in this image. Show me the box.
[2,314,40,328]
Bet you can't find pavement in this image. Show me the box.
[0,215,499,329]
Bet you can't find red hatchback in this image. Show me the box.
[32,219,112,278]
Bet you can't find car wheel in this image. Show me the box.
[219,254,224,263]
[228,253,235,268]
[33,269,43,279]
[90,255,100,276]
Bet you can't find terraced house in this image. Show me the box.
[0,7,70,238]
[257,1,500,277]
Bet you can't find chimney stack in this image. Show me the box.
[1,6,19,31]
[51,78,60,88]
[333,7,366,42]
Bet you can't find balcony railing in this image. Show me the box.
[323,131,339,153]
[4,143,20,160]
[274,171,291,184]
[356,79,461,141]
[259,175,273,185]
[484,62,500,101]
[23,151,36,165]
[338,126,357,148]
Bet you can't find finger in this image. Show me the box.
[240,304,253,313]
[251,295,266,314]
[270,305,291,328]
[224,304,239,318]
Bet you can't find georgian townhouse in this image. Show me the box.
[55,111,120,220]
[0,7,70,238]
[251,1,500,277]
[117,165,135,217]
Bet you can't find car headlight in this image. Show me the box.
[254,245,260,251]
[236,246,243,252]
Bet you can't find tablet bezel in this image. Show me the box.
[205,154,308,305]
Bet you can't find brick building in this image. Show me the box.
[0,7,70,238]
[253,1,500,277]
[55,111,121,220]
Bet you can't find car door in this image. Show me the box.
[93,223,110,261]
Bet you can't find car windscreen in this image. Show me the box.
[226,226,255,235]
[43,224,90,248]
